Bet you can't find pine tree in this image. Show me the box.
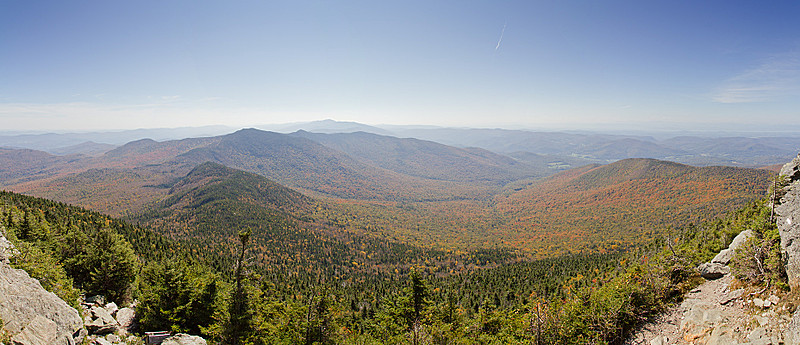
[408,268,429,345]
[85,228,136,303]
[225,228,253,345]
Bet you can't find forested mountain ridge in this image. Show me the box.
[491,158,772,255]
[386,126,800,166]
[5,121,800,168]
[130,161,317,260]
[163,161,312,215]
[3,128,547,208]
[289,130,548,184]
[101,136,221,168]
[0,148,91,185]
[127,162,517,296]
[0,129,776,259]
[171,128,419,200]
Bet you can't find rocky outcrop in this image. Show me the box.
[697,262,729,280]
[632,271,793,344]
[0,233,83,345]
[780,153,800,182]
[711,229,753,265]
[79,295,140,337]
[695,229,751,280]
[1,230,149,345]
[115,307,135,334]
[781,155,800,341]
[777,153,800,291]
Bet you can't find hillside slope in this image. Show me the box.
[291,130,545,184]
[492,158,772,255]
[171,128,495,200]
[4,129,507,214]
[128,162,466,283]
[0,148,91,185]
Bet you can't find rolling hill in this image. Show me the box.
[491,158,772,255]
[0,148,91,185]
[4,129,513,213]
[168,128,505,201]
[292,159,773,257]
[0,128,777,261]
[48,141,117,156]
[291,130,546,184]
[130,161,322,269]
[127,162,508,286]
[387,126,800,167]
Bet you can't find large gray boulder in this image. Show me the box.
[115,307,136,334]
[10,315,61,345]
[84,305,118,335]
[711,229,753,265]
[780,153,800,182]
[776,153,800,291]
[103,302,118,317]
[697,262,730,280]
[85,318,117,335]
[161,333,208,345]
[90,306,117,326]
[0,261,83,345]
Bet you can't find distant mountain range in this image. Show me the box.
[2,120,798,167]
[0,128,550,212]
[385,127,800,167]
[0,125,774,258]
[0,125,235,154]
[289,130,544,184]
[257,119,393,136]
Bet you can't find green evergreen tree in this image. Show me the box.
[85,228,136,303]
[225,228,253,345]
[137,259,220,334]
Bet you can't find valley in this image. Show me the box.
[0,127,774,256]
[0,125,790,344]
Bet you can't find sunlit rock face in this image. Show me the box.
[0,232,83,345]
[777,153,800,291]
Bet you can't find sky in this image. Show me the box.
[2,1,800,132]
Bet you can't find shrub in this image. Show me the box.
[7,235,81,310]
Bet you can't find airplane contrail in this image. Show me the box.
[495,22,507,51]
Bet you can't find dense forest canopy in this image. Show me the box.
[0,154,783,343]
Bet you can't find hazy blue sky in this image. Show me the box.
[2,1,800,131]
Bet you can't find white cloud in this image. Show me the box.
[713,52,800,103]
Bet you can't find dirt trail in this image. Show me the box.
[626,274,793,345]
